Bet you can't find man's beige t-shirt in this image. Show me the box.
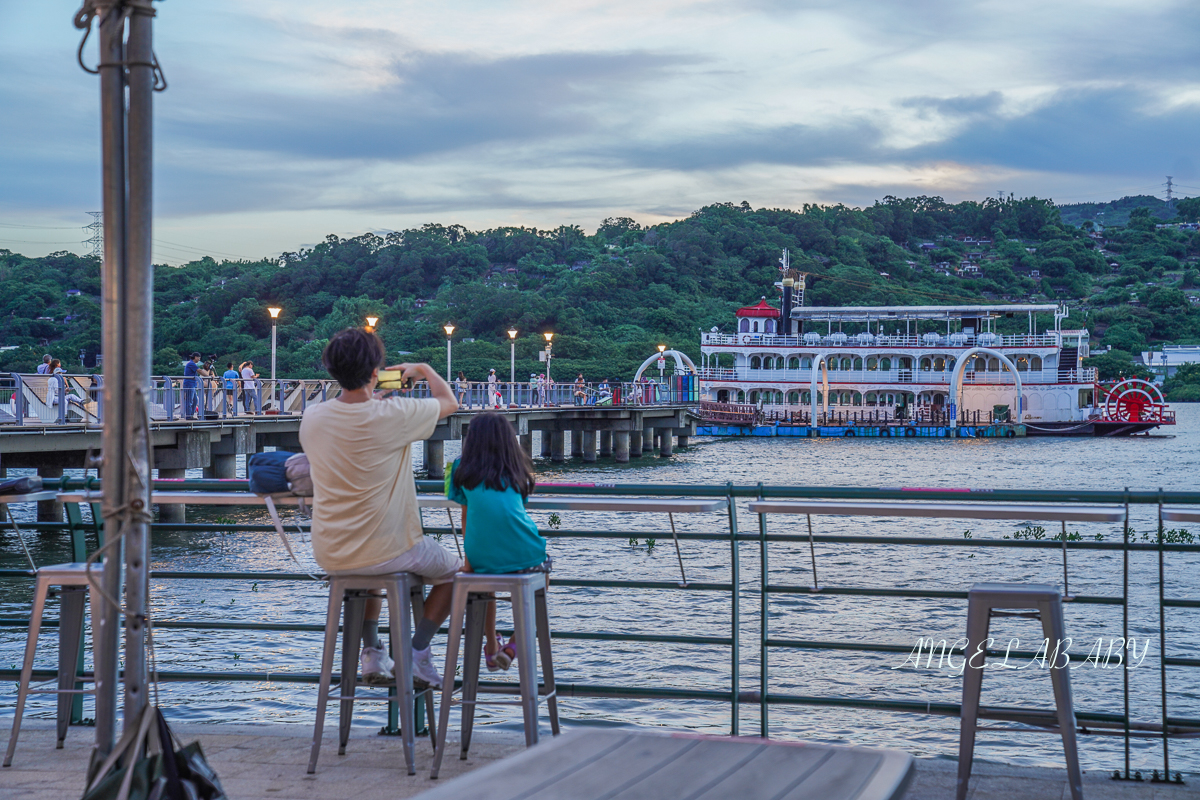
[299,396,441,572]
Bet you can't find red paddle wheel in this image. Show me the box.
[1099,379,1175,425]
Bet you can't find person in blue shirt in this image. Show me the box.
[446,412,549,671]
[222,362,241,416]
[181,352,201,419]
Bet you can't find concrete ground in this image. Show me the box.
[1,720,1197,800]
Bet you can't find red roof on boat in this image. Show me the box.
[736,298,780,318]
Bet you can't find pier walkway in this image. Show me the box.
[1,721,1189,800]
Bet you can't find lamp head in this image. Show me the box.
[268,306,282,319]
[657,344,666,353]
[444,324,455,336]
[365,316,379,328]
[543,332,554,343]
[508,328,518,340]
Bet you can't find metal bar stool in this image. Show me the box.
[308,572,437,775]
[957,582,1082,800]
[430,571,559,779]
[4,562,102,767]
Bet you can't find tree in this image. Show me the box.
[1086,350,1152,381]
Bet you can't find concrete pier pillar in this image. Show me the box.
[677,435,689,449]
[629,430,643,457]
[582,431,597,462]
[204,453,237,480]
[36,466,63,522]
[659,431,673,457]
[540,431,553,458]
[519,433,533,457]
[551,431,566,462]
[571,430,583,458]
[157,468,186,523]
[424,439,445,479]
[614,431,630,463]
[599,430,612,457]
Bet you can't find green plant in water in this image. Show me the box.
[251,582,259,592]
[963,529,974,558]
[547,513,562,530]
[628,536,639,546]
[645,537,656,551]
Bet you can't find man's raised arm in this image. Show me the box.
[396,363,458,418]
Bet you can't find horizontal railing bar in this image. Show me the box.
[750,500,1124,523]
[1163,599,1200,608]
[765,639,1067,660]
[50,477,1200,505]
[0,617,729,646]
[761,692,1128,725]
[1163,657,1200,668]
[763,584,1124,605]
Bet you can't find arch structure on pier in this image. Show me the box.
[633,350,697,382]
[949,347,1023,429]
[809,352,831,423]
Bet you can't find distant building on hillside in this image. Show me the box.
[1141,345,1200,379]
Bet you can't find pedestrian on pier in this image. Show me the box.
[528,373,538,408]
[299,327,461,686]
[36,355,52,374]
[456,370,468,408]
[239,361,260,414]
[488,368,500,408]
[573,373,586,406]
[182,352,201,419]
[222,362,240,416]
[538,373,548,407]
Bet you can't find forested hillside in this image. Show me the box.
[2,195,1199,397]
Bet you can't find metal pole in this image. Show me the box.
[271,324,277,381]
[92,0,127,760]
[122,0,156,733]
[445,337,451,382]
[510,340,515,407]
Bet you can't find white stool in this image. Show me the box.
[957,582,1082,800]
[430,572,559,779]
[308,572,437,775]
[4,562,102,767]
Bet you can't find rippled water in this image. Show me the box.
[2,405,1198,775]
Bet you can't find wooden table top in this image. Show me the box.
[413,730,913,800]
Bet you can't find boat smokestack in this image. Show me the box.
[781,277,794,336]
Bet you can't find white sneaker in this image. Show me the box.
[412,646,442,688]
[360,645,394,685]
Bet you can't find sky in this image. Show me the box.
[1,0,1199,264]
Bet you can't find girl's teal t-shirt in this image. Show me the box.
[446,459,546,574]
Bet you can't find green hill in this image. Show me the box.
[2,196,1198,388]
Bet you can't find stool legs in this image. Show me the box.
[431,581,469,779]
[1041,597,1083,800]
[307,582,343,774]
[513,589,540,747]
[338,594,367,756]
[459,594,488,758]
[955,595,991,800]
[410,585,437,748]
[534,587,560,736]
[386,586,416,775]
[55,586,87,748]
[4,575,50,768]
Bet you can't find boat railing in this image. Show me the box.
[699,368,1075,385]
[702,332,1062,349]
[6,479,1200,780]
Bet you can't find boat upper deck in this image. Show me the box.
[702,331,1083,350]
[787,303,1060,323]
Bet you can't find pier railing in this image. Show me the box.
[0,375,701,426]
[3,480,1199,780]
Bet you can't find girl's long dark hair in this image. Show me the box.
[453,412,536,498]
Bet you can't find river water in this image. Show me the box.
[2,405,1198,775]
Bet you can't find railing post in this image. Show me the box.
[757,482,768,737]
[164,377,174,420]
[1157,490,1170,779]
[12,373,25,425]
[727,483,740,736]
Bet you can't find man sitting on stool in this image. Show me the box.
[300,328,460,686]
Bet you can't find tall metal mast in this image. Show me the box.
[73,0,161,761]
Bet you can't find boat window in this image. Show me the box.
[1030,356,1042,371]
[853,357,863,371]
[788,391,799,404]
[750,356,761,369]
[801,357,812,369]
[900,357,912,369]
[988,358,999,372]
[717,390,729,403]
[865,392,877,404]
[802,391,811,404]
[752,320,759,333]
[920,357,931,371]
[974,357,986,371]
[737,390,745,403]
[788,357,800,370]
[765,319,775,334]
[852,391,863,406]
[866,357,878,370]
[880,357,892,371]
[933,356,945,371]
[839,357,851,371]
[1016,356,1028,371]
[739,318,749,333]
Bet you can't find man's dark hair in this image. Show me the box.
[452,412,536,498]
[322,327,385,390]
[190,352,201,359]
[227,362,233,369]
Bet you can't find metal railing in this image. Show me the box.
[702,332,1065,349]
[3,479,1200,779]
[696,368,1096,385]
[0,376,701,426]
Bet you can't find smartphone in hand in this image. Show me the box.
[377,369,413,391]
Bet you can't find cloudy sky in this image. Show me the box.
[2,0,1198,263]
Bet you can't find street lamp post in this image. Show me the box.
[543,332,554,405]
[657,344,667,401]
[444,324,455,382]
[508,328,518,407]
[268,307,282,413]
